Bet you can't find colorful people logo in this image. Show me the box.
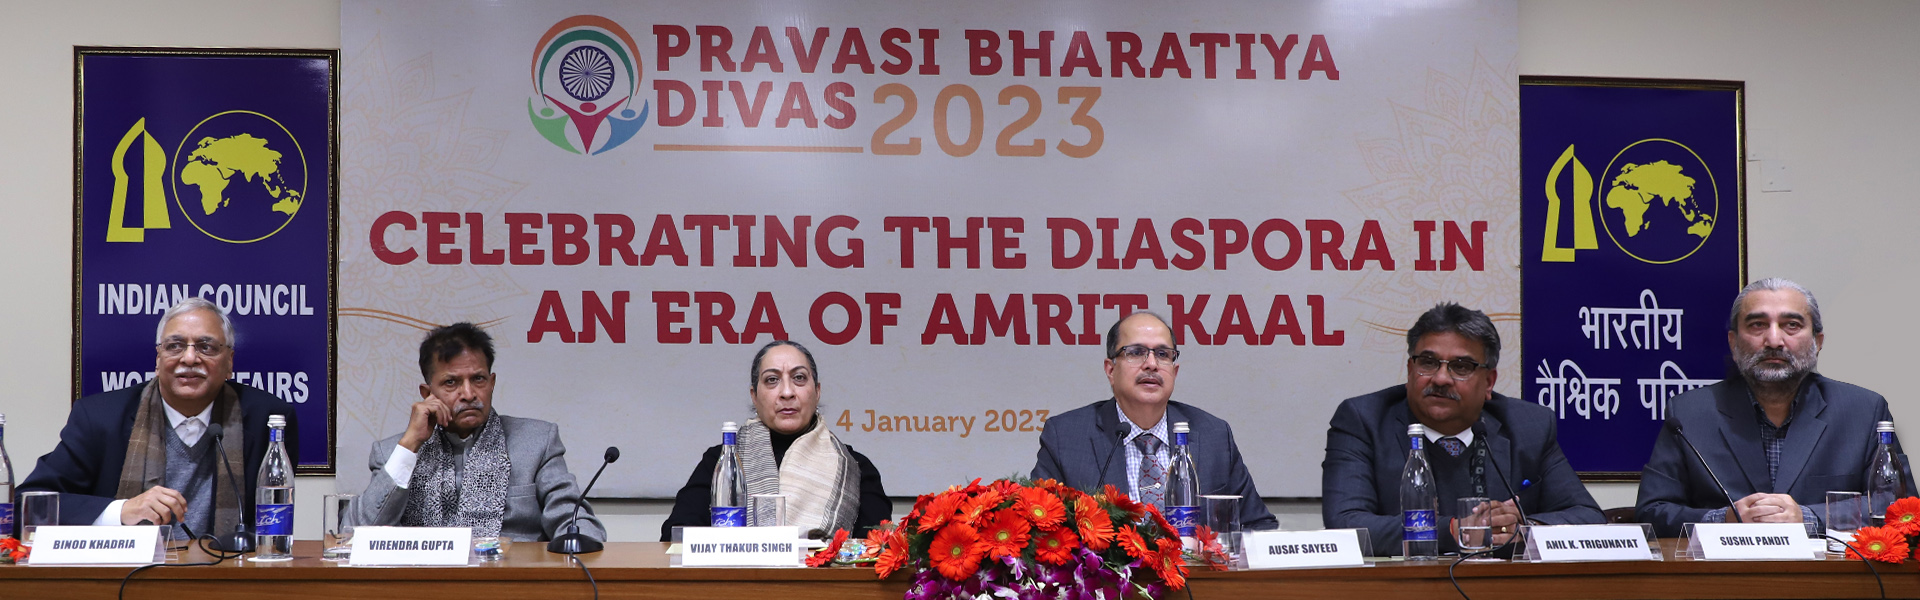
[529,16,648,155]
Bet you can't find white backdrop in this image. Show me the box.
[337,0,1520,498]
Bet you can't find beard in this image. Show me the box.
[1735,340,1819,383]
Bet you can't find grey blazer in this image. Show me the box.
[346,414,605,542]
[1031,399,1278,530]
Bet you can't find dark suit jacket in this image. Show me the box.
[1031,399,1278,531]
[1323,385,1604,556]
[1635,374,1915,537]
[20,381,299,525]
[348,414,605,542]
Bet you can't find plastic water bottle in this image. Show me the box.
[1401,423,1438,560]
[1868,421,1906,525]
[253,415,294,561]
[1165,422,1200,552]
[710,422,746,527]
[1,414,14,539]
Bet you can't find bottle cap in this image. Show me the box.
[1173,422,1190,434]
[267,414,286,427]
[722,421,738,432]
[1877,421,1895,433]
[1407,423,1426,436]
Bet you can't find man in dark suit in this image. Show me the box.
[1031,312,1277,530]
[22,297,297,534]
[1636,278,1913,537]
[1323,303,1602,556]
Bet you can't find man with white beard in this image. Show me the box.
[21,297,298,536]
[1636,278,1914,537]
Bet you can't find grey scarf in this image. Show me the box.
[402,411,510,537]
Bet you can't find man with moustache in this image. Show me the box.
[22,297,298,538]
[345,322,603,542]
[1032,312,1278,530]
[1323,303,1602,556]
[1636,279,1914,537]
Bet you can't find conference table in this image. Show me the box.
[1,540,1911,599]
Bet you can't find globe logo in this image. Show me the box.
[528,15,648,155]
[1596,138,1718,264]
[169,110,307,244]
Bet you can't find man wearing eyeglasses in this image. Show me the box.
[344,322,603,542]
[22,297,298,536]
[1322,303,1602,556]
[1031,312,1278,530]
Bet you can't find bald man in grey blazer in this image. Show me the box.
[347,323,603,542]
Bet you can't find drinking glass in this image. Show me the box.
[322,494,356,561]
[1202,494,1242,566]
[748,494,787,527]
[1455,497,1496,559]
[1826,491,1867,555]
[19,491,58,548]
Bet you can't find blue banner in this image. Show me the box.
[76,49,336,471]
[1520,79,1744,475]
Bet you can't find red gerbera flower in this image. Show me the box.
[1152,537,1188,589]
[961,489,1007,525]
[0,538,23,564]
[929,522,987,580]
[1196,526,1230,571]
[1017,487,1068,530]
[1846,525,1911,563]
[1146,505,1178,539]
[1074,495,1115,551]
[918,492,965,533]
[1033,526,1081,565]
[1102,484,1146,522]
[1884,497,1920,537]
[806,529,849,567]
[979,509,1033,560]
[859,521,893,559]
[874,536,910,579]
[1116,526,1152,561]
[991,479,1025,498]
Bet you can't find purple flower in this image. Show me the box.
[1000,555,1027,581]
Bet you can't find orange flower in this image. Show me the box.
[961,489,1006,525]
[859,521,893,559]
[806,529,849,567]
[1846,525,1911,563]
[929,522,987,580]
[1147,505,1178,539]
[1017,487,1068,530]
[1074,495,1115,551]
[874,537,909,579]
[1033,526,1080,565]
[991,479,1025,498]
[918,492,964,533]
[1152,537,1188,589]
[1196,526,1231,571]
[1116,526,1152,561]
[1884,497,1920,537]
[979,509,1033,560]
[1102,484,1146,522]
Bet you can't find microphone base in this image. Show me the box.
[216,532,256,555]
[546,533,603,555]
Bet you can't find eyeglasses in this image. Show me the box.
[158,339,228,358]
[1112,344,1180,364]
[1409,354,1486,379]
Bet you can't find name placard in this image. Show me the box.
[1688,523,1816,560]
[28,526,161,565]
[349,526,473,566]
[1526,525,1658,562]
[1243,529,1366,569]
[677,526,803,567]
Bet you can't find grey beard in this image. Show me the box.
[1737,342,1819,383]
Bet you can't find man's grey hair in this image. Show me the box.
[155,297,237,349]
[1405,303,1501,369]
[1727,278,1822,335]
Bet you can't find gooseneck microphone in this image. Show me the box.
[205,423,256,553]
[1670,422,1742,523]
[1092,428,1128,492]
[549,446,619,554]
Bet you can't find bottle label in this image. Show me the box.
[722,431,736,445]
[271,428,283,443]
[256,504,293,536]
[711,506,746,527]
[1402,509,1436,541]
[0,503,11,537]
[1883,431,1895,445]
[1174,432,1188,446]
[1166,506,1197,537]
[1410,436,1424,451]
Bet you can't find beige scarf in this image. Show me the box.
[738,417,861,539]
[115,382,243,534]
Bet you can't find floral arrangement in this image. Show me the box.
[848,478,1189,599]
[0,537,26,564]
[1846,497,1920,563]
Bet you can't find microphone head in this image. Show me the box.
[1470,421,1487,438]
[206,423,225,439]
[604,446,621,463]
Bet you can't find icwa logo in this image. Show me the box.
[529,16,649,155]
